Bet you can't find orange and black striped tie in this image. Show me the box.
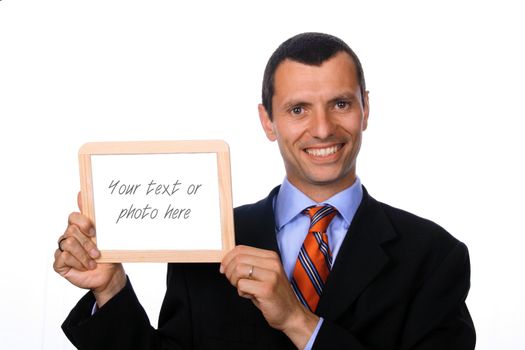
[291,205,337,312]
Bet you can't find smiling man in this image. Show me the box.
[56,33,475,349]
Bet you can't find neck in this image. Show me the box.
[288,176,357,203]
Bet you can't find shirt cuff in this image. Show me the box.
[304,317,323,350]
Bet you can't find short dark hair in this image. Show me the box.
[261,32,366,120]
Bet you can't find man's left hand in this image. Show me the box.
[220,245,319,349]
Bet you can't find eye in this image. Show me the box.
[290,106,304,115]
[335,100,350,109]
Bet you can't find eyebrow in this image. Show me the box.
[282,100,312,111]
[327,93,356,105]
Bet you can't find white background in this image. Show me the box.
[0,0,523,349]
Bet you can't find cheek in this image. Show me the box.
[340,118,364,136]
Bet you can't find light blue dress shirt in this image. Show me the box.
[274,177,363,349]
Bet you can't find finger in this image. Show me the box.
[221,245,279,273]
[224,245,279,262]
[68,212,96,238]
[61,226,99,269]
[238,291,253,300]
[223,262,253,287]
[237,286,255,300]
[225,261,280,288]
[222,252,282,280]
[236,273,290,302]
[65,222,99,256]
[54,249,90,274]
[236,278,268,299]
[222,254,260,282]
[59,235,97,270]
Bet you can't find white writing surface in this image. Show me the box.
[91,153,222,251]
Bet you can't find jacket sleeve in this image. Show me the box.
[312,242,475,350]
[62,264,193,350]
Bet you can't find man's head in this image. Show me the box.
[259,33,369,201]
[261,32,366,120]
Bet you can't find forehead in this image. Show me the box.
[273,52,360,101]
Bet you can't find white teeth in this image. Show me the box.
[306,145,340,157]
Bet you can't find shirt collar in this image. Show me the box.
[274,177,363,230]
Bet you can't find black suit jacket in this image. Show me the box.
[62,186,475,349]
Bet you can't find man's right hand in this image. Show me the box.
[53,193,126,308]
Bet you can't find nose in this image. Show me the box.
[309,108,336,140]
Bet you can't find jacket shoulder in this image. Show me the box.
[381,202,458,241]
[376,200,469,264]
[232,186,280,247]
[233,186,279,226]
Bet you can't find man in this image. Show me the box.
[54,32,475,349]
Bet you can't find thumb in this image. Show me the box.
[77,191,83,212]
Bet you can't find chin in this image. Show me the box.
[307,169,355,187]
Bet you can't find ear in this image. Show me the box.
[258,104,277,141]
[362,90,370,131]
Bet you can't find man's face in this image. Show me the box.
[259,52,369,200]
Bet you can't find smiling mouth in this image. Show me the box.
[304,144,343,157]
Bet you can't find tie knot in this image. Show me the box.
[304,205,337,232]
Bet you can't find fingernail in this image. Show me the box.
[89,228,96,236]
[90,249,100,259]
[89,260,97,270]
[219,265,224,274]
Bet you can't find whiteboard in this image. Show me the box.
[78,140,235,262]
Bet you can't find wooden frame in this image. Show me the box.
[79,140,235,262]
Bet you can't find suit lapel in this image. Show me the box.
[317,187,397,320]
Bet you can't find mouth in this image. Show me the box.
[304,144,344,158]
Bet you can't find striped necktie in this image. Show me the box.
[291,205,337,312]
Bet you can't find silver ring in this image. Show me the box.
[248,265,254,279]
[58,237,68,252]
